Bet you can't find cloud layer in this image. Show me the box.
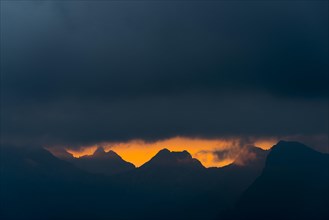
[1,1,328,150]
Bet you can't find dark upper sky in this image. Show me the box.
[1,1,328,150]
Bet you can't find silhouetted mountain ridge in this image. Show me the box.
[1,146,89,180]
[67,147,135,176]
[140,148,204,170]
[2,141,328,220]
[266,140,327,169]
[221,140,329,220]
[82,147,122,160]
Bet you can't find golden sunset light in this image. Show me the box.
[66,137,277,167]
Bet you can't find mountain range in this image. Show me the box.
[65,147,135,176]
[1,141,328,220]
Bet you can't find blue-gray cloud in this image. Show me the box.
[1,1,328,149]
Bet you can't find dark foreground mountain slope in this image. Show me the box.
[67,147,135,175]
[221,141,329,220]
[0,146,127,220]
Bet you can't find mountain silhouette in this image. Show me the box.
[114,148,206,192]
[2,141,328,220]
[112,147,267,220]
[0,146,111,220]
[68,147,135,176]
[1,146,88,180]
[220,141,329,220]
[140,148,204,170]
[123,148,206,187]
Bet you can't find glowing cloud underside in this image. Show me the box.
[67,137,276,167]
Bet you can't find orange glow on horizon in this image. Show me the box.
[66,137,277,168]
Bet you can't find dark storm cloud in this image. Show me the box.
[1,1,328,149]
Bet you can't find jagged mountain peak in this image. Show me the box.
[140,148,204,169]
[93,146,106,157]
[89,147,121,160]
[265,140,326,169]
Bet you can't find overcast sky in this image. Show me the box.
[1,1,328,151]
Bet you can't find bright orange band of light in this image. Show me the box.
[66,137,276,168]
